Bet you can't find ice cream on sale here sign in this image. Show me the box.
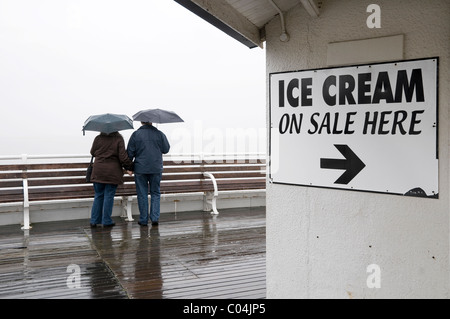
[269,57,438,198]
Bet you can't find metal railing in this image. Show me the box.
[0,152,266,164]
[0,153,267,230]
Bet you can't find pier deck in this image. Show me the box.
[0,207,266,299]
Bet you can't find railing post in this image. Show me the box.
[21,154,31,230]
[203,172,219,215]
[126,196,134,221]
[120,196,134,221]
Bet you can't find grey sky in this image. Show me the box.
[0,0,266,156]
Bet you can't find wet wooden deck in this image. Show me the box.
[0,207,266,299]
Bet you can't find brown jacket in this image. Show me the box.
[90,132,134,185]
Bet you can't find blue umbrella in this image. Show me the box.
[82,113,134,135]
[132,108,184,124]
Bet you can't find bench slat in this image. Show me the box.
[0,180,23,188]
[163,165,265,173]
[162,159,265,165]
[0,163,90,171]
[0,159,265,171]
[0,189,24,203]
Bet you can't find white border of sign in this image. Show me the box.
[269,57,439,198]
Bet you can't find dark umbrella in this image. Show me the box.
[82,113,134,135]
[132,108,184,123]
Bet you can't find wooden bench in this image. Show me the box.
[0,157,266,229]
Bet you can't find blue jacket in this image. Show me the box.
[127,124,170,174]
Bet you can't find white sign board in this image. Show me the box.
[269,58,438,198]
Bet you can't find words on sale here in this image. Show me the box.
[276,68,430,136]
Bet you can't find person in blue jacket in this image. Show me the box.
[127,122,170,226]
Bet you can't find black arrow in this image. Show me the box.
[320,145,366,185]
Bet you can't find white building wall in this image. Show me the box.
[265,0,449,298]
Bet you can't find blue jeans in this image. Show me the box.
[90,183,118,225]
[134,173,162,224]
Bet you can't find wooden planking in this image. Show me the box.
[0,207,266,299]
[0,223,128,299]
[0,263,127,299]
[85,207,266,299]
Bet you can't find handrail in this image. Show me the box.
[0,152,266,163]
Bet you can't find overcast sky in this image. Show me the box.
[0,0,266,157]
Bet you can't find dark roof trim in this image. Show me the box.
[174,0,258,49]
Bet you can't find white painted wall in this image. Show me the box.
[265,0,449,298]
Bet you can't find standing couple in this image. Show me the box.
[89,121,170,227]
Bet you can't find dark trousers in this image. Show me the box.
[134,173,162,224]
[91,182,118,225]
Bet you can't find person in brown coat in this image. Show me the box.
[89,132,134,227]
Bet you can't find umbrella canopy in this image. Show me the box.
[132,108,184,124]
[82,113,134,135]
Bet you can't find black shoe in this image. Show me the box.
[138,221,148,226]
[90,223,97,228]
[151,221,159,226]
[103,223,115,227]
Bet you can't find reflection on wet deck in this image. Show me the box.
[0,207,265,299]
